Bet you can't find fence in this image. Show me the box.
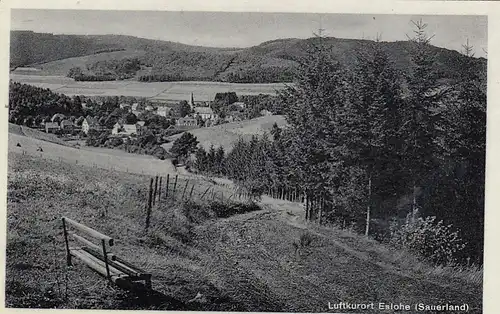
[143,174,253,231]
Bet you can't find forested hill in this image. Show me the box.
[10,30,486,84]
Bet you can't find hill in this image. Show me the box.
[10,31,487,84]
[6,152,482,310]
[9,129,178,176]
[162,115,288,152]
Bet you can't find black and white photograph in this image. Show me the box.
[2,1,496,313]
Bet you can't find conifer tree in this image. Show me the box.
[402,19,446,220]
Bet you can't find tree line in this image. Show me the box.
[187,21,486,266]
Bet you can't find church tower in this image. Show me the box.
[189,92,195,110]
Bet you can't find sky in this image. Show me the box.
[11,10,488,57]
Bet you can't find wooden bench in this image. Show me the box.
[62,217,152,290]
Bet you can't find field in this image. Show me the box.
[163,115,288,152]
[9,132,177,177]
[6,152,483,311]
[10,74,287,102]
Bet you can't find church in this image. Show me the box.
[189,92,218,121]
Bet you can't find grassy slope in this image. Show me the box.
[30,50,147,76]
[9,132,178,177]
[9,124,74,147]
[162,115,288,152]
[6,152,482,312]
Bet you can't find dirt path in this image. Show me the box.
[192,196,482,313]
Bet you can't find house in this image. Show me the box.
[136,121,146,135]
[260,109,273,116]
[145,105,155,112]
[232,102,246,109]
[131,103,140,111]
[156,107,172,117]
[82,116,103,134]
[176,117,198,127]
[112,122,137,136]
[60,120,74,133]
[193,106,218,120]
[45,122,59,134]
[119,103,131,110]
[51,113,66,122]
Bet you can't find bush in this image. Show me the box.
[389,214,467,266]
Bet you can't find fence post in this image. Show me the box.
[200,187,211,199]
[158,176,162,202]
[146,178,153,231]
[173,175,178,195]
[153,176,159,206]
[181,180,189,200]
[165,174,170,199]
[189,184,195,199]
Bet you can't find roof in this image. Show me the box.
[84,116,99,126]
[115,123,137,134]
[122,124,137,134]
[178,117,197,122]
[60,120,74,126]
[51,113,65,121]
[45,122,59,128]
[136,121,146,126]
[194,107,214,115]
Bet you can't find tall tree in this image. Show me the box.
[351,38,405,236]
[402,19,446,220]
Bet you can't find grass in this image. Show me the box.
[9,132,178,177]
[162,115,288,152]
[6,152,484,312]
[9,73,286,100]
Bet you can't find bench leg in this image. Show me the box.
[145,277,152,290]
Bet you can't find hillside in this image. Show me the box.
[10,31,487,84]
[6,152,482,311]
[162,115,288,152]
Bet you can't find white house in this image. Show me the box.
[82,116,103,134]
[112,122,137,136]
[260,109,273,116]
[193,106,218,120]
[156,107,172,117]
[232,102,246,109]
[177,117,198,127]
[119,103,131,110]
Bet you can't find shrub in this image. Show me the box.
[389,214,467,266]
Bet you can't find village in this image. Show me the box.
[38,92,273,143]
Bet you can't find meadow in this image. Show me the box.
[9,74,287,102]
[6,152,483,311]
[162,115,288,152]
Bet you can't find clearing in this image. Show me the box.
[5,151,482,312]
[162,115,288,152]
[9,74,287,102]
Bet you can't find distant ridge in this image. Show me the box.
[10,30,486,84]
